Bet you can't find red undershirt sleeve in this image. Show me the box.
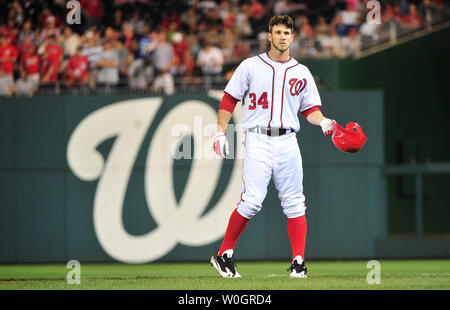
[301,106,321,119]
[219,92,240,114]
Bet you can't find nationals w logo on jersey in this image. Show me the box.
[288,78,307,96]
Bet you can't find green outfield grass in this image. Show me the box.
[0,260,449,290]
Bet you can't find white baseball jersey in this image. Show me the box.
[223,53,323,220]
[224,52,321,132]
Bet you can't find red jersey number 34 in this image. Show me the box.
[248,92,268,110]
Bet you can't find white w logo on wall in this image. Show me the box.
[67,93,244,263]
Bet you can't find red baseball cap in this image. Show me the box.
[331,121,367,153]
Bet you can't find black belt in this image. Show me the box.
[248,127,294,136]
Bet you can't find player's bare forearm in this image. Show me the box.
[305,110,326,126]
[217,109,232,133]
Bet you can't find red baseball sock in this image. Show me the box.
[217,209,250,256]
[287,215,307,262]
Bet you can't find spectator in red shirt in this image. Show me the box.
[18,33,35,59]
[39,35,63,84]
[63,45,89,87]
[0,34,18,96]
[81,0,104,28]
[404,4,422,30]
[16,44,40,96]
[250,0,265,18]
[223,8,237,30]
[170,32,194,79]
[298,15,314,40]
[248,0,267,36]
[38,8,62,29]
[3,19,20,46]
[160,14,183,32]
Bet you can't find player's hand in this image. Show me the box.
[213,132,229,158]
[320,118,335,136]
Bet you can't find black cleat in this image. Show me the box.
[210,250,241,278]
[288,256,308,278]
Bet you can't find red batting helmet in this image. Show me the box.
[331,121,367,153]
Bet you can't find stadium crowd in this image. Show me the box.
[0,0,448,96]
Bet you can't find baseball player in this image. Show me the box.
[210,15,335,278]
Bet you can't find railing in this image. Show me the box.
[383,163,450,239]
[360,13,450,52]
[29,79,229,96]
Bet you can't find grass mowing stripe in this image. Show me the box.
[0,260,449,290]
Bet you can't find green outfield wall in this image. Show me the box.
[337,26,450,238]
[0,91,384,263]
[294,27,450,258]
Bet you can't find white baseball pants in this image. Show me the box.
[236,130,306,219]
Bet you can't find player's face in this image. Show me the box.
[268,24,294,53]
